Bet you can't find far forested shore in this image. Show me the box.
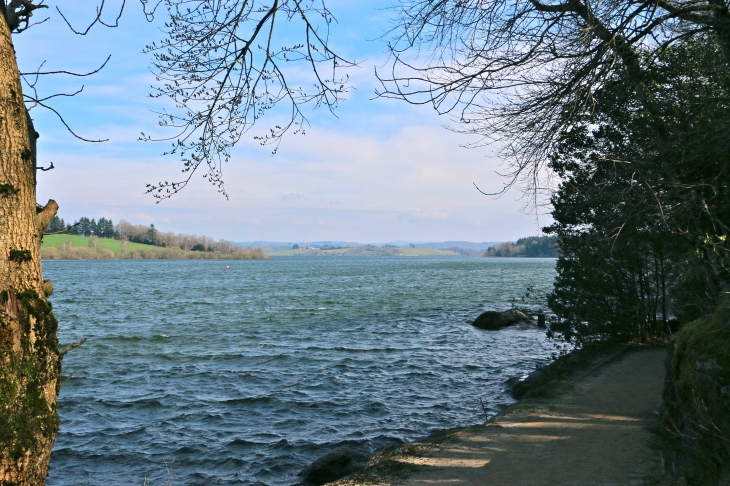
[42,215,267,260]
[483,236,558,258]
[42,235,267,260]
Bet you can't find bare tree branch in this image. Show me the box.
[379,0,730,209]
[20,55,112,77]
[56,0,125,35]
[141,0,357,201]
[59,337,86,356]
[23,92,109,142]
[44,222,80,235]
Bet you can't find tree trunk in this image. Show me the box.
[0,12,60,485]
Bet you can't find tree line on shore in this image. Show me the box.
[41,244,265,261]
[46,216,240,254]
[484,236,558,258]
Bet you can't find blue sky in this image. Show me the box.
[19,1,548,243]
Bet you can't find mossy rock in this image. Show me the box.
[298,446,370,485]
[663,298,730,484]
[472,308,533,330]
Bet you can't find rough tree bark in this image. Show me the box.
[0,8,60,485]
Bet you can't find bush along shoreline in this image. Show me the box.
[42,216,268,260]
[41,246,267,260]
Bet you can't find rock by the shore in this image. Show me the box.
[298,446,370,485]
[472,308,533,330]
[507,369,545,399]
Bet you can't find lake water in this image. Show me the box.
[44,257,556,485]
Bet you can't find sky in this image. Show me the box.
[17,1,549,243]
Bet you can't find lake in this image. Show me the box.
[45,256,556,485]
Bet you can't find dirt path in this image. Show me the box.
[335,346,667,486]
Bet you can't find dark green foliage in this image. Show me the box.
[484,236,558,257]
[515,236,558,257]
[545,35,730,345]
[145,224,158,246]
[65,216,116,238]
[0,183,18,197]
[67,217,91,236]
[96,217,116,238]
[8,250,32,263]
[663,299,730,484]
[191,243,205,252]
[45,216,67,233]
[546,233,677,345]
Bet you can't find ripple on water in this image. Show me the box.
[46,257,556,485]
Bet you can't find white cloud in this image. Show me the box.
[24,2,550,243]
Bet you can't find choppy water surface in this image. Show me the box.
[45,257,556,485]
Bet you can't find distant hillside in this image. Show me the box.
[43,215,267,260]
[484,236,558,258]
[267,245,460,257]
[237,240,502,254]
[42,235,266,260]
[415,241,501,251]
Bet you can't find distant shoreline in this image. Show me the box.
[268,247,462,257]
[42,253,267,260]
[42,235,267,260]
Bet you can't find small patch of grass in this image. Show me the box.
[42,235,155,255]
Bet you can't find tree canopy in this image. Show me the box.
[545,34,730,344]
[141,0,356,200]
[380,0,730,203]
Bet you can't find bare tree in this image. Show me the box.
[142,0,356,200]
[378,0,730,206]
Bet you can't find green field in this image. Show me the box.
[42,235,158,254]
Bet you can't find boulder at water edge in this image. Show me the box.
[472,308,533,330]
[298,446,370,485]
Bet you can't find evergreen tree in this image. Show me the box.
[45,215,66,233]
[546,35,730,344]
[145,224,158,246]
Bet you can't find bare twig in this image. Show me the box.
[379,0,730,209]
[59,372,75,390]
[21,55,112,78]
[56,0,126,35]
[44,222,80,236]
[36,161,54,172]
[60,338,87,357]
[142,0,356,201]
[479,397,489,422]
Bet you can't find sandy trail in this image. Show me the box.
[335,346,667,486]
